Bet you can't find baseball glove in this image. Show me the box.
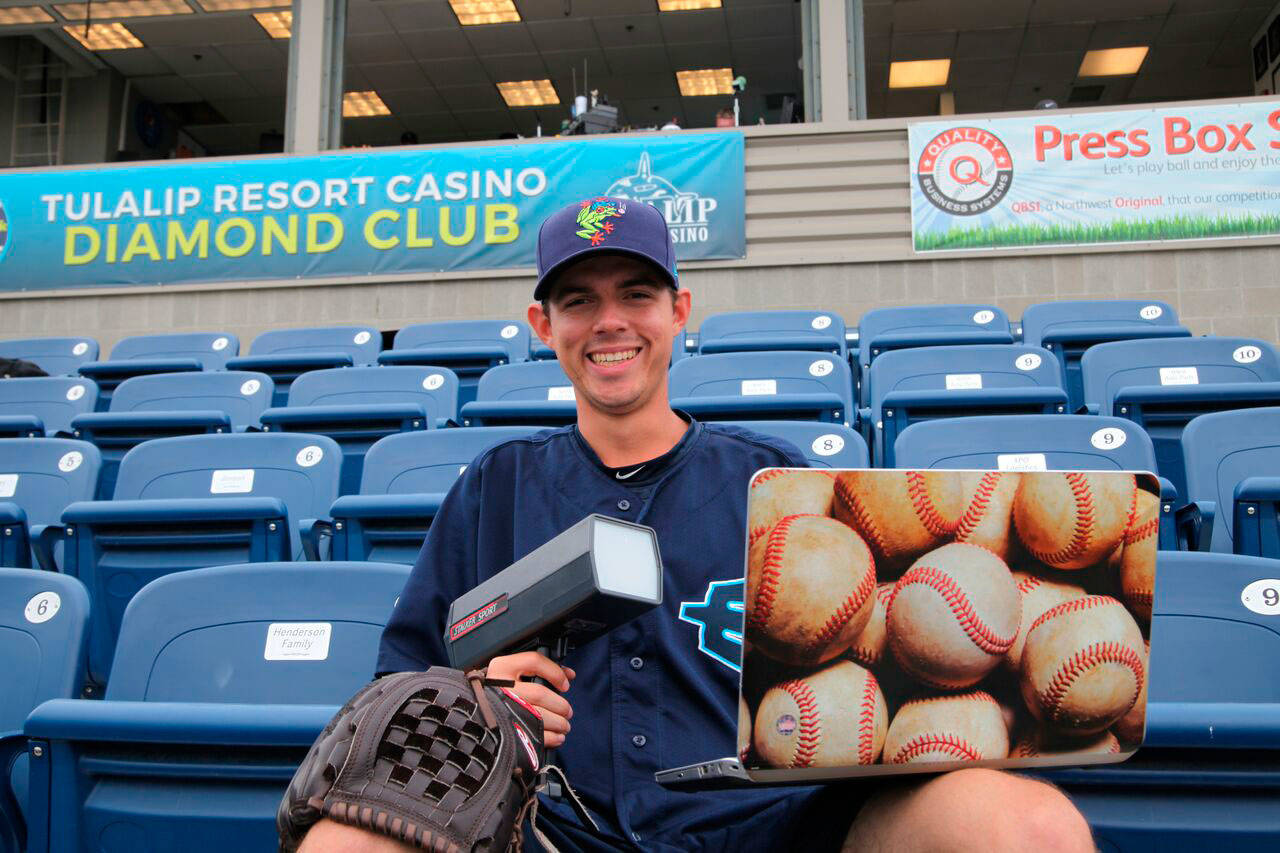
[278,667,546,852]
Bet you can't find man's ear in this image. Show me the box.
[527,301,554,348]
[672,288,692,334]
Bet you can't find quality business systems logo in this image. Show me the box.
[916,126,1013,216]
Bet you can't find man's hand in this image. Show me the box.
[486,651,576,747]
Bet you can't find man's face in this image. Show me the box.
[528,254,690,418]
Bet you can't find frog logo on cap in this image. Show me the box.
[575,197,626,246]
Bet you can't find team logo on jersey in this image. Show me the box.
[576,197,625,246]
[678,578,745,672]
[0,198,9,263]
[916,126,1013,216]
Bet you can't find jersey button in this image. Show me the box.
[617,499,631,511]
[629,656,644,670]
[632,734,647,748]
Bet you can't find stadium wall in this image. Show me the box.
[5,103,1280,350]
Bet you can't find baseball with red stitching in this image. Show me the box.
[846,582,895,668]
[882,691,1009,765]
[1004,571,1086,672]
[738,695,752,764]
[1112,640,1149,745]
[753,660,887,768]
[1013,472,1136,569]
[953,471,1020,559]
[886,543,1020,689]
[748,469,835,547]
[833,470,963,575]
[745,513,876,665]
[1117,489,1160,624]
[1010,729,1122,758]
[1020,595,1146,734]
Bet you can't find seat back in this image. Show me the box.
[0,337,98,376]
[287,366,458,424]
[107,332,240,368]
[668,351,854,424]
[0,377,98,436]
[0,438,100,531]
[359,427,542,496]
[105,561,407,703]
[0,568,90,732]
[696,311,846,356]
[719,421,868,468]
[108,370,274,427]
[471,360,573,404]
[392,320,530,364]
[857,304,1012,366]
[248,326,381,364]
[1181,407,1280,554]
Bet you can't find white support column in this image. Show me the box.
[285,0,347,154]
[802,0,866,122]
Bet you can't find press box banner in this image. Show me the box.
[909,100,1280,252]
[0,131,744,291]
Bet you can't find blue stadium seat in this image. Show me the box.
[0,337,98,377]
[458,360,577,427]
[668,351,854,425]
[1046,551,1280,851]
[0,377,97,438]
[1080,337,1280,499]
[260,366,459,495]
[721,421,867,468]
[377,321,529,406]
[0,439,100,570]
[23,560,407,853]
[59,433,343,685]
[696,311,847,357]
[1020,300,1190,414]
[530,337,557,360]
[78,332,239,411]
[1178,407,1280,556]
[330,426,541,563]
[862,345,1067,467]
[227,325,382,407]
[0,568,89,853]
[68,371,274,499]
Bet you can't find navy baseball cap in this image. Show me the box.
[534,196,678,301]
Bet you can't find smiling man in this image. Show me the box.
[303,197,1093,852]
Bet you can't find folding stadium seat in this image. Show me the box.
[0,439,100,570]
[260,366,459,495]
[669,351,854,426]
[68,371,274,499]
[1177,407,1280,556]
[1044,551,1280,850]
[0,568,89,853]
[23,560,408,852]
[457,360,577,427]
[377,320,529,406]
[330,426,541,563]
[78,332,239,411]
[1020,300,1190,414]
[696,310,847,357]
[530,337,557,360]
[861,345,1067,467]
[720,421,867,468]
[0,337,98,376]
[0,376,97,437]
[58,432,343,685]
[226,325,382,407]
[893,415,1176,548]
[1080,337,1280,499]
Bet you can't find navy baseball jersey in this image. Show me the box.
[377,419,830,851]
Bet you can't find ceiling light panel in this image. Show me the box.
[57,1,192,18]
[497,79,559,107]
[343,90,391,118]
[676,67,733,96]
[197,0,287,10]
[0,6,55,24]
[63,22,144,49]
[448,1,520,26]
[889,58,951,88]
[254,10,290,38]
[658,0,722,10]
[1078,46,1148,77]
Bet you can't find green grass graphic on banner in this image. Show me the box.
[914,213,1280,251]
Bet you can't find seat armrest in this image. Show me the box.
[1175,500,1214,552]
[1039,326,1191,346]
[79,358,204,378]
[377,344,512,366]
[458,399,578,426]
[260,403,429,429]
[0,415,44,437]
[879,387,1067,412]
[330,493,446,520]
[1231,477,1280,558]
[1143,701,1280,748]
[226,353,355,371]
[298,518,333,561]
[864,330,1013,356]
[25,699,335,746]
[699,336,841,355]
[70,410,232,436]
[668,393,850,423]
[62,496,289,525]
[31,524,64,571]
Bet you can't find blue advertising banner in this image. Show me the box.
[0,132,743,291]
[909,99,1280,251]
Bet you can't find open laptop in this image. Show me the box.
[657,468,1158,789]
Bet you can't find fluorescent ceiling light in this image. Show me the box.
[197,0,287,10]
[1079,46,1148,77]
[0,6,55,24]
[658,0,722,10]
[64,22,144,49]
[889,58,951,88]
[497,79,559,107]
[343,90,391,118]
[448,1,520,26]
[676,67,733,96]
[57,1,192,18]
[254,10,290,38]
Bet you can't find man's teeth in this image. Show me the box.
[590,349,638,364]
